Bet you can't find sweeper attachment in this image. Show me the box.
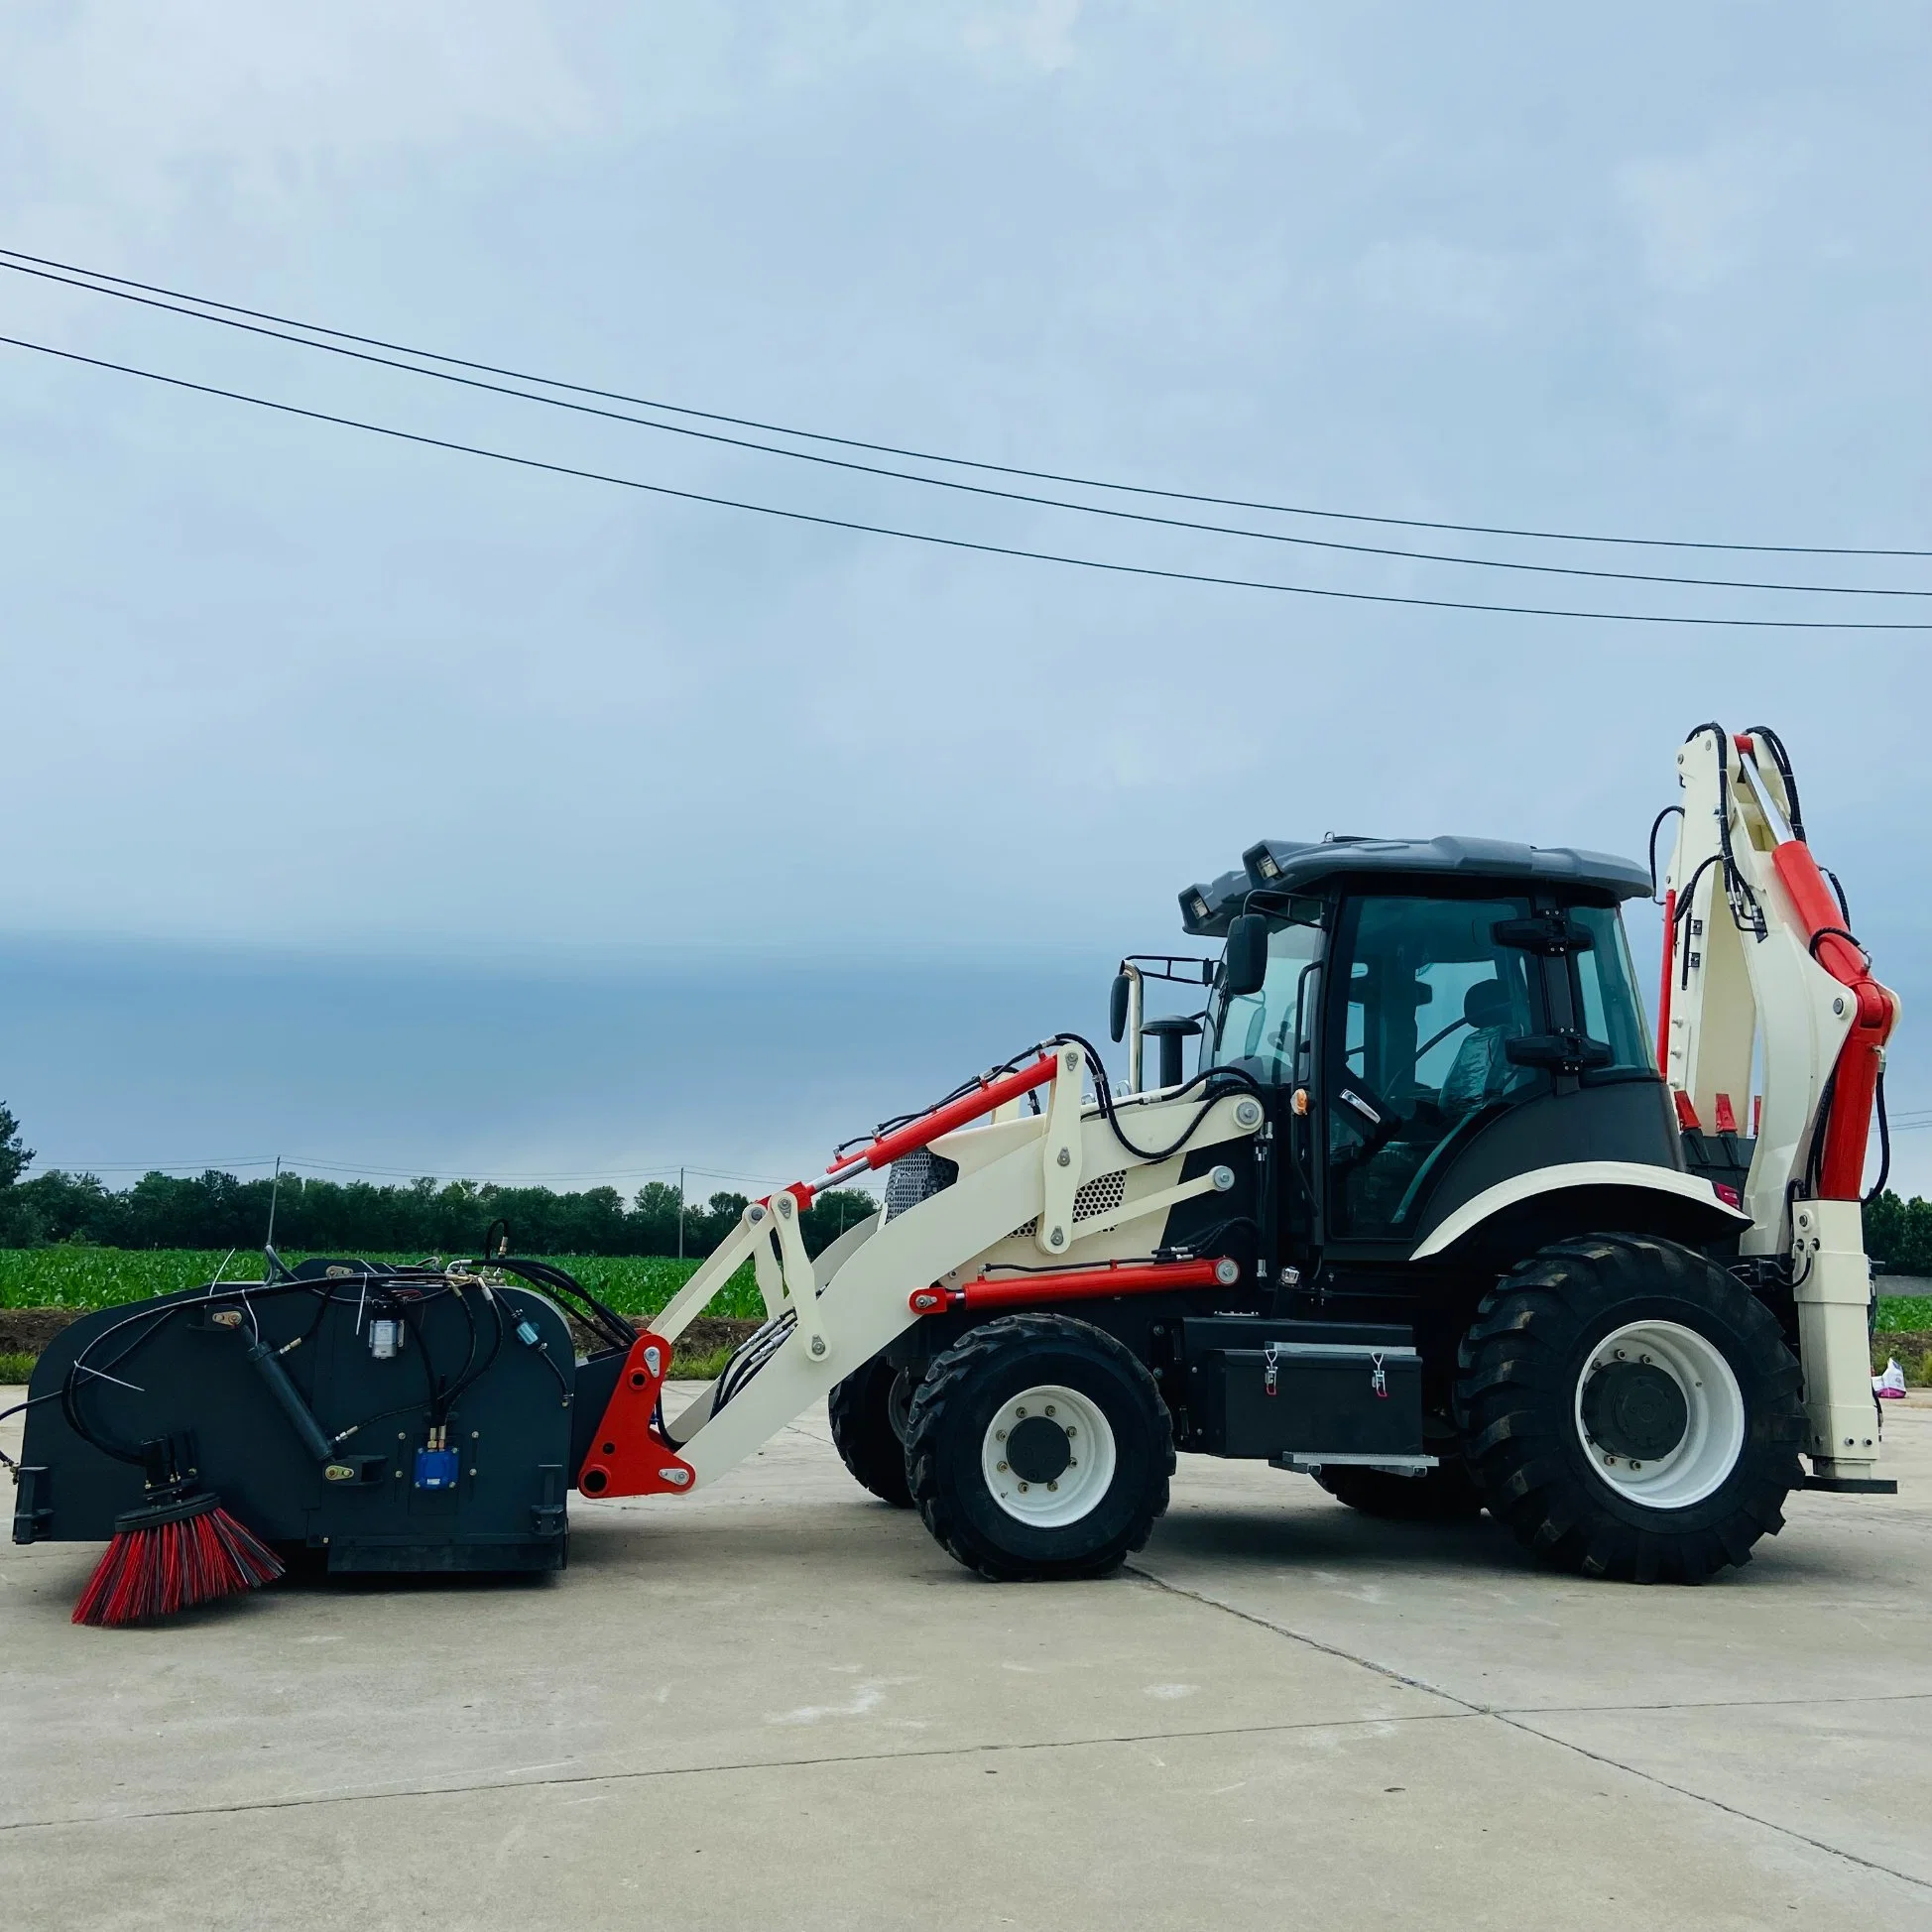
[9,721,1899,1618]
[15,1255,617,1620]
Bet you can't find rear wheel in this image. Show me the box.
[905,1313,1172,1580]
[828,1350,913,1508]
[1315,1457,1485,1521]
[1456,1233,1803,1582]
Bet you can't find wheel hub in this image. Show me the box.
[981,1385,1116,1527]
[1006,1414,1073,1484]
[1581,1360,1689,1462]
[1572,1319,1747,1509]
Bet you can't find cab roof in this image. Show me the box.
[1178,835,1651,936]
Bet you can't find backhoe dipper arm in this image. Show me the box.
[1658,725,1899,1486]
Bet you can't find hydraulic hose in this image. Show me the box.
[244,1339,337,1464]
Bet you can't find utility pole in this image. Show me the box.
[265,1155,283,1252]
[677,1165,685,1262]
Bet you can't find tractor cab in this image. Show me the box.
[1153,836,1684,1268]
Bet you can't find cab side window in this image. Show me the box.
[1207,917,1324,1084]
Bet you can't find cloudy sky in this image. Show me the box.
[1,3,1928,1192]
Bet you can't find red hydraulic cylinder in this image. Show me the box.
[1769,840,1899,1200]
[909,1257,1229,1316]
[1656,886,1677,1078]
[841,1053,1060,1174]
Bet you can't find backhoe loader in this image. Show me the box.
[16,723,1896,1602]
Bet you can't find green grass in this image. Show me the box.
[0,1247,762,1318]
[0,1350,34,1384]
[1877,1296,1932,1331]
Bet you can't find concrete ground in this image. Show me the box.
[4,1386,1930,1931]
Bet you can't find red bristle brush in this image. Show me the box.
[72,1437,283,1628]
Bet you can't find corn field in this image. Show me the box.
[0,1248,763,1318]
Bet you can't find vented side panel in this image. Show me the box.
[1007,1168,1132,1241]
[882,1148,960,1223]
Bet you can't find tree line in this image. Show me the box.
[0,1105,875,1261]
[3,1100,1930,1277]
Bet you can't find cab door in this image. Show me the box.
[1321,891,1547,1248]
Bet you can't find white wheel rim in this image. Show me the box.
[1574,1319,1746,1509]
[981,1385,1116,1527]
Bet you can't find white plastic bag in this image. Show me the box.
[1873,1357,1907,1398]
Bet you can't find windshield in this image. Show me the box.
[1204,915,1324,1084]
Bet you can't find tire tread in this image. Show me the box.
[1454,1232,1804,1584]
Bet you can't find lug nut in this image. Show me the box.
[1016,1406,1027,1417]
[1045,1404,1056,1417]
[1018,1481,1029,1492]
[1047,1481,1059,1492]
[996,1428,1008,1441]
[998,1461,1009,1472]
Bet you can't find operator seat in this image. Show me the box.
[1440,979,1516,1114]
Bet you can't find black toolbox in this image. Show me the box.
[1180,1318,1424,1460]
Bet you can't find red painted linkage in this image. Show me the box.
[576,1330,696,1500]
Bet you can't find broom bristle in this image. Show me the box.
[72,1494,284,1628]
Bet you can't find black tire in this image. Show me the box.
[905,1313,1172,1580]
[1315,1457,1485,1521]
[827,1350,913,1508]
[1456,1233,1804,1583]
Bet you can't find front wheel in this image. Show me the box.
[905,1313,1172,1580]
[828,1350,913,1507]
[1456,1233,1804,1583]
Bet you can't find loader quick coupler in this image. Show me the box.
[576,1330,693,1499]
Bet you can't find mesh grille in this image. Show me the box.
[1006,1170,1130,1243]
[882,1148,959,1223]
[1073,1171,1127,1221]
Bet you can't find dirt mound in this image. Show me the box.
[0,1308,78,1355]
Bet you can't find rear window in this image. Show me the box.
[1572,905,1651,1071]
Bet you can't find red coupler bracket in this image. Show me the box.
[576,1330,696,1499]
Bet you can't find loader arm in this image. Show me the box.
[577,1042,1266,1500]
[1658,724,1899,1487]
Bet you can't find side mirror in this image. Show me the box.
[1223,914,1269,999]
[1505,1032,1614,1072]
[1109,973,1131,1044]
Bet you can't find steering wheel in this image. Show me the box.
[1416,1014,1473,1060]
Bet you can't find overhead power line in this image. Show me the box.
[3,254,1922,599]
[4,242,1927,562]
[4,330,1928,632]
